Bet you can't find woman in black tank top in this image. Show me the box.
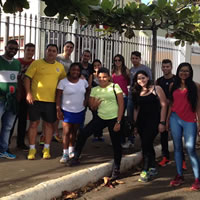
[132,70,167,182]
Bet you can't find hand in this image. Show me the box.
[113,123,120,132]
[57,109,63,120]
[158,123,166,133]
[198,123,200,136]
[26,92,34,104]
[93,98,102,110]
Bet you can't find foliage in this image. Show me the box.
[1,0,200,45]
[1,0,29,13]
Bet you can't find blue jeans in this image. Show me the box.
[170,112,200,178]
[0,101,16,152]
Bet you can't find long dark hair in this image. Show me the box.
[169,62,197,112]
[112,54,129,81]
[92,59,102,73]
[132,70,152,109]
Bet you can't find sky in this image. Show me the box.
[141,0,150,4]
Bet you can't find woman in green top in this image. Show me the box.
[69,68,124,180]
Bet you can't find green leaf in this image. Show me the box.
[101,0,114,10]
[44,6,57,17]
[175,40,181,46]
[157,0,167,8]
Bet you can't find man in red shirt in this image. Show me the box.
[10,43,35,151]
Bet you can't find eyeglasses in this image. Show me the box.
[114,59,121,62]
[8,47,19,51]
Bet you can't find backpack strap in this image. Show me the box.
[113,83,118,104]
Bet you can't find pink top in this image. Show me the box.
[171,88,196,122]
[112,74,129,96]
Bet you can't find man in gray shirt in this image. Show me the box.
[126,51,152,146]
[56,41,74,73]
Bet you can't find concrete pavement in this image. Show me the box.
[0,130,174,200]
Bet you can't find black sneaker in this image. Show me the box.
[111,169,120,181]
[17,144,29,152]
[67,157,80,167]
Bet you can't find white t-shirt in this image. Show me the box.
[57,78,88,113]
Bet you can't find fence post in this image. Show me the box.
[4,16,9,46]
[185,42,192,63]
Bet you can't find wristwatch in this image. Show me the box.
[159,121,166,126]
[116,120,121,124]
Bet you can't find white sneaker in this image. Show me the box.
[121,140,134,149]
[69,152,75,159]
[60,154,69,163]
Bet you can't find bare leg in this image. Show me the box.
[28,120,40,145]
[69,124,80,147]
[62,122,71,149]
[44,121,54,144]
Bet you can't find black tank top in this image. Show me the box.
[137,91,161,127]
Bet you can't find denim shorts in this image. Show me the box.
[62,109,85,124]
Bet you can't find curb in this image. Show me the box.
[1,141,174,200]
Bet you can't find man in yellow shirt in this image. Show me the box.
[24,44,66,160]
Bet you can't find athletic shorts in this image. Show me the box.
[62,109,85,124]
[28,101,56,123]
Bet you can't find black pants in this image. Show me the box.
[160,130,170,159]
[9,99,28,146]
[91,110,103,138]
[138,125,158,171]
[75,115,122,170]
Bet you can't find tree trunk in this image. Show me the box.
[151,28,157,81]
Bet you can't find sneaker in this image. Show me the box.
[17,144,29,152]
[60,154,69,163]
[170,175,184,186]
[158,157,170,167]
[42,147,51,159]
[121,140,134,149]
[68,157,80,166]
[182,160,187,170]
[27,148,36,160]
[39,135,45,146]
[69,152,75,159]
[0,151,16,159]
[191,179,200,191]
[52,135,62,143]
[111,169,120,181]
[148,168,158,177]
[138,171,150,182]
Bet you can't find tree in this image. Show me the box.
[1,0,200,79]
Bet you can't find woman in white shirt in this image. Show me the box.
[56,62,89,163]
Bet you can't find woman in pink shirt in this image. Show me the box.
[112,54,131,148]
[168,62,200,190]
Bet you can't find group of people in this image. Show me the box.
[0,39,200,190]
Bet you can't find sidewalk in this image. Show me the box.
[0,128,174,200]
[0,130,140,198]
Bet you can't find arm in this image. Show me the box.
[195,83,200,134]
[113,92,124,132]
[24,76,34,104]
[156,86,167,133]
[89,96,101,111]
[88,74,93,91]
[55,89,63,120]
[83,87,90,107]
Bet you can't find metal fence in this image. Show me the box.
[0,11,200,81]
